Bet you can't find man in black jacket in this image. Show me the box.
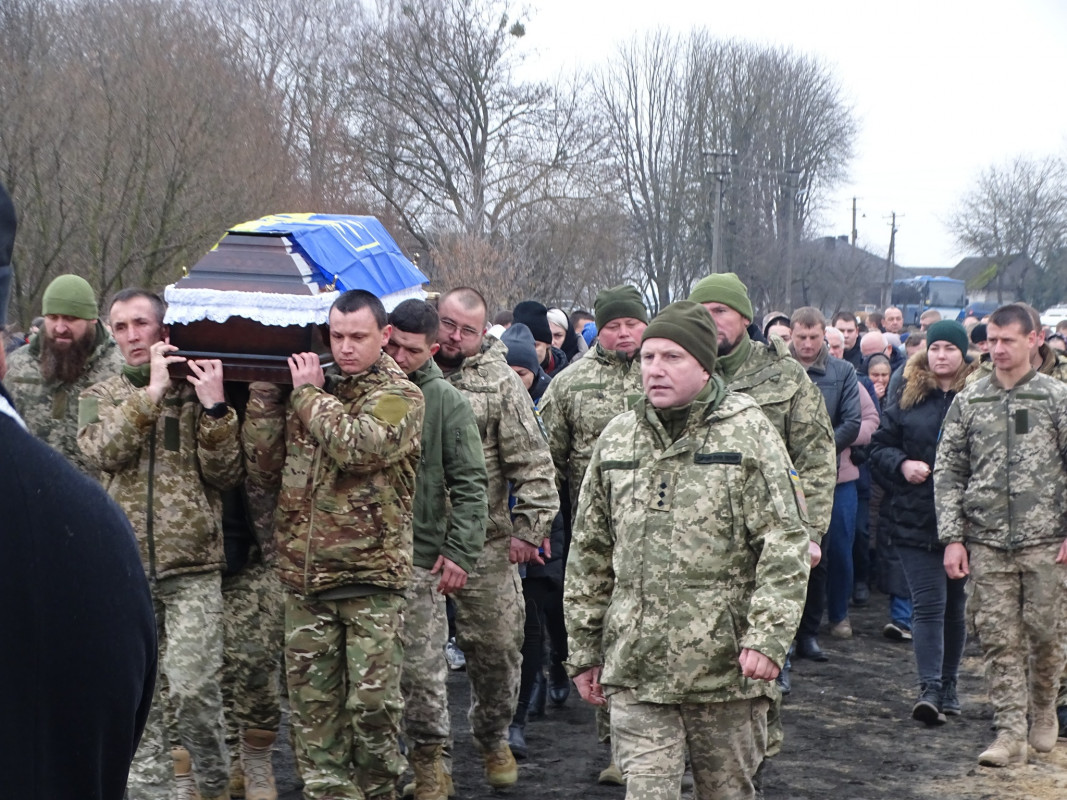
[0,347,156,800]
[789,307,862,660]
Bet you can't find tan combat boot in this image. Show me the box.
[172,746,202,800]
[1030,702,1059,752]
[977,732,1027,767]
[408,744,448,800]
[240,729,278,800]
[481,743,518,788]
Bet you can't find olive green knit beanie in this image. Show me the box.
[687,272,754,321]
[641,301,718,375]
[594,284,648,329]
[41,274,98,320]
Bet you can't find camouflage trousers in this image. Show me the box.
[285,591,406,800]
[400,566,450,747]
[611,689,769,800]
[127,572,229,800]
[222,560,284,749]
[969,542,1067,739]
[450,535,525,751]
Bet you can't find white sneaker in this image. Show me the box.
[444,637,466,671]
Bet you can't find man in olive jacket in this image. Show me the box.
[566,302,810,800]
[385,298,488,800]
[242,290,425,800]
[78,289,243,800]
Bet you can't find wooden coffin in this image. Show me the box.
[166,232,335,383]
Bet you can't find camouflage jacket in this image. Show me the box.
[935,370,1067,550]
[442,337,558,545]
[408,359,487,574]
[242,353,425,595]
[565,385,811,705]
[77,374,243,580]
[5,323,122,475]
[721,334,836,543]
[539,343,643,515]
[966,344,1067,386]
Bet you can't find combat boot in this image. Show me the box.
[977,732,1027,767]
[482,744,518,788]
[1029,702,1059,753]
[401,773,454,799]
[241,729,278,800]
[172,746,202,800]
[508,700,529,760]
[409,744,448,800]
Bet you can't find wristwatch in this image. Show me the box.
[204,401,230,419]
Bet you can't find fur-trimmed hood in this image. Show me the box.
[899,350,975,410]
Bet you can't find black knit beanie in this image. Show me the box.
[512,300,552,345]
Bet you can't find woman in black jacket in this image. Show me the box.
[869,321,974,726]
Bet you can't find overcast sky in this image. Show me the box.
[519,0,1067,268]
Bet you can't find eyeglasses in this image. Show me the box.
[439,317,483,339]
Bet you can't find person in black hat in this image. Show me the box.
[513,300,568,377]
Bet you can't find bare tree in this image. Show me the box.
[349,0,595,253]
[948,155,1067,303]
[0,0,298,324]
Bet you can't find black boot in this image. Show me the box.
[794,635,828,662]
[912,682,946,726]
[776,644,794,695]
[548,661,571,706]
[509,700,529,759]
[528,670,547,720]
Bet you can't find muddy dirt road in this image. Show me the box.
[275,597,1067,799]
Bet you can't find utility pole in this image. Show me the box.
[851,197,858,247]
[883,212,899,308]
[783,170,802,310]
[707,152,732,274]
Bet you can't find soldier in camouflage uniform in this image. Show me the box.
[539,284,647,783]
[218,471,285,800]
[964,304,1067,736]
[6,274,122,475]
[432,287,559,790]
[77,289,243,800]
[935,303,1067,767]
[242,290,424,800]
[687,273,836,761]
[384,299,488,800]
[566,301,810,800]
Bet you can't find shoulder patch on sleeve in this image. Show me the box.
[372,394,411,426]
[78,396,100,427]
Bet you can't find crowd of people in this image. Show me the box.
[4,189,1067,800]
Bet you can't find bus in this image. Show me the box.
[890,276,967,327]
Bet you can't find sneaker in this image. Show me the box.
[444,638,466,671]
[482,745,518,788]
[912,683,946,726]
[941,678,961,716]
[883,622,912,641]
[829,618,853,639]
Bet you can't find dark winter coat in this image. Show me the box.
[869,352,974,551]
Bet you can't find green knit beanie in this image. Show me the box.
[641,301,718,375]
[595,284,648,329]
[41,274,98,319]
[925,320,969,355]
[687,272,754,321]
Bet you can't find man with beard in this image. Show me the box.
[433,287,558,790]
[6,274,122,475]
